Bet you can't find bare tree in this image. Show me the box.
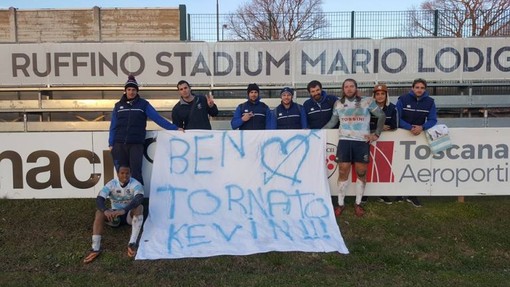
[225,0,327,41]
[408,0,510,37]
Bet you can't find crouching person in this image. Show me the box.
[83,165,144,264]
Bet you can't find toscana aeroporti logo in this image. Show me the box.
[326,141,395,183]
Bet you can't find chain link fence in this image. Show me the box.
[187,10,510,41]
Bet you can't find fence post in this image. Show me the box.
[187,14,191,40]
[216,0,220,42]
[433,9,438,36]
[268,11,273,40]
[179,5,187,41]
[350,11,355,38]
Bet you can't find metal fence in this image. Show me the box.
[188,10,510,41]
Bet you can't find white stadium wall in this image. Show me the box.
[1,129,509,199]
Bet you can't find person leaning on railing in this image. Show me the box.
[395,78,438,207]
[230,83,272,130]
[269,86,307,130]
[302,80,340,215]
[172,80,218,130]
[361,83,399,205]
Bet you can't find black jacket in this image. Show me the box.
[172,95,219,130]
[370,103,398,131]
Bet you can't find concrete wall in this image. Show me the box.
[0,9,14,41]
[100,8,180,41]
[0,7,181,43]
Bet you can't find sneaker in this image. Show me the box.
[127,243,138,258]
[395,196,404,202]
[354,204,365,217]
[406,196,422,207]
[361,196,368,204]
[377,196,392,205]
[83,249,101,264]
[334,205,346,217]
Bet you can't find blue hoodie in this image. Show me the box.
[396,90,437,130]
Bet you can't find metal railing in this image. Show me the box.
[2,82,510,132]
[188,10,510,41]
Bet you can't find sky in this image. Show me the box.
[1,0,424,13]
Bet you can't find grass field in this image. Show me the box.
[1,196,509,286]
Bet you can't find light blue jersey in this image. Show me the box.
[332,96,380,141]
[98,178,144,210]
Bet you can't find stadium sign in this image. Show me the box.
[2,38,509,87]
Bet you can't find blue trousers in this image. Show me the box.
[111,143,144,185]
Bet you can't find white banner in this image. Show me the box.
[2,38,509,87]
[136,129,349,259]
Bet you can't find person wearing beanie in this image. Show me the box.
[230,83,272,130]
[172,80,219,130]
[395,78,437,208]
[108,74,181,185]
[124,74,139,90]
[269,87,307,129]
[323,78,386,218]
[361,83,398,205]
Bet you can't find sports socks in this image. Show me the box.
[92,235,101,251]
[337,180,348,206]
[355,178,366,205]
[129,214,144,244]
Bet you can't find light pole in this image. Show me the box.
[216,0,220,42]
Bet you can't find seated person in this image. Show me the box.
[83,165,144,263]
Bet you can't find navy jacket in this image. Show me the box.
[109,94,177,146]
[231,98,271,130]
[302,91,339,129]
[396,91,437,130]
[370,103,398,131]
[270,102,308,129]
[172,95,219,130]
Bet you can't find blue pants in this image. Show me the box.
[111,143,144,185]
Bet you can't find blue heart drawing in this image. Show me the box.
[261,134,310,185]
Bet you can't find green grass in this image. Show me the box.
[1,196,510,286]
